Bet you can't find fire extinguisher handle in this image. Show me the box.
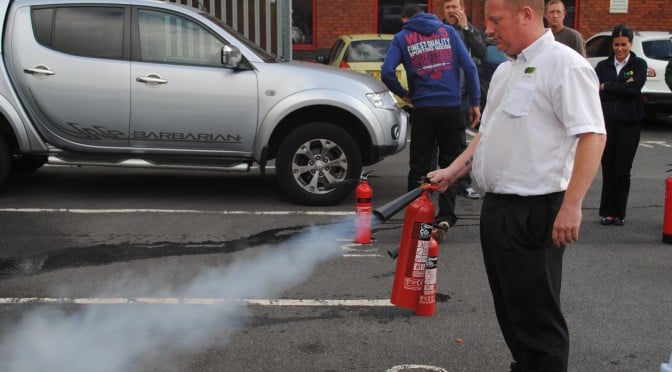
[360,169,376,179]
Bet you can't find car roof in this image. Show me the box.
[591,30,672,39]
[339,34,395,42]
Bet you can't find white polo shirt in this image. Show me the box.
[472,31,606,196]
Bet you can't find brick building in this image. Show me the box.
[293,0,671,60]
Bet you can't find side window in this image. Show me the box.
[326,39,346,65]
[137,9,224,67]
[642,40,672,61]
[31,7,53,45]
[31,6,126,59]
[345,40,391,63]
[586,36,610,58]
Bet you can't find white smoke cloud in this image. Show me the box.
[0,219,353,372]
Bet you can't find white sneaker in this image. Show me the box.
[433,221,450,243]
[463,187,481,199]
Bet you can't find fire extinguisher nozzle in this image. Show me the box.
[373,188,425,222]
[387,247,399,259]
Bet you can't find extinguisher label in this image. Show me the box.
[356,198,372,203]
[411,240,429,277]
[419,258,437,304]
[424,267,437,288]
[403,277,423,290]
[403,222,432,286]
[418,222,432,240]
[418,293,435,304]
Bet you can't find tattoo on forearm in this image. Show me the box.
[464,155,474,169]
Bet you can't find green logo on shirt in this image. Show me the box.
[524,67,537,74]
[625,70,634,77]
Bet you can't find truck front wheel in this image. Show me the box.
[276,122,362,206]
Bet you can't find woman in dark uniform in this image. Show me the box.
[595,24,647,226]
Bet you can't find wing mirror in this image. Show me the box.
[221,45,242,68]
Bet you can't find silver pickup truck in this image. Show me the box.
[0,0,407,205]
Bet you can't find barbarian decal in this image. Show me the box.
[132,132,242,143]
[57,122,126,140]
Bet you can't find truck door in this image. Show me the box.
[9,5,131,149]
[129,8,258,154]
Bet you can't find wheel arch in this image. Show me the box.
[255,90,384,166]
[266,105,373,164]
[0,94,45,156]
[0,113,20,157]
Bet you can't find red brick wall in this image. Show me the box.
[305,0,671,58]
[314,0,377,49]
[431,0,672,39]
[578,1,672,39]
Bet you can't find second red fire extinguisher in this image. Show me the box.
[664,173,672,244]
[355,170,374,244]
[415,237,439,316]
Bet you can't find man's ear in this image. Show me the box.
[519,5,534,24]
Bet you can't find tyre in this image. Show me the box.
[0,135,10,188]
[276,122,362,206]
[11,155,47,174]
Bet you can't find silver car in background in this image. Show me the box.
[0,0,407,205]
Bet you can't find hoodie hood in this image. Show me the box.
[403,13,443,35]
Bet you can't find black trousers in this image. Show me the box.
[599,118,641,219]
[481,192,569,372]
[408,106,463,226]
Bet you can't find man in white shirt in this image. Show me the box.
[428,0,606,371]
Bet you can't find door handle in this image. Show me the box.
[136,73,168,86]
[23,65,55,77]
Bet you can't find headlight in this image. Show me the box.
[366,91,397,110]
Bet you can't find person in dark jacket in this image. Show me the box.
[594,24,647,226]
[381,4,480,234]
[666,54,672,91]
[442,0,486,199]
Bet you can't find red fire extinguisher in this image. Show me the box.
[390,184,437,310]
[664,174,672,244]
[415,236,439,316]
[355,170,374,244]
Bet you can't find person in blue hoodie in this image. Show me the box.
[381,4,480,235]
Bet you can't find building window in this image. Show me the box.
[292,0,314,50]
[563,0,576,28]
[378,1,429,34]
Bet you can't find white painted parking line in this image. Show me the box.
[0,297,393,306]
[0,208,353,215]
[387,365,447,372]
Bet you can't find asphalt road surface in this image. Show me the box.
[0,117,671,372]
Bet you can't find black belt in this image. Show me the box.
[485,191,565,201]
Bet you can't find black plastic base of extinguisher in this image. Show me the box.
[664,233,672,244]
